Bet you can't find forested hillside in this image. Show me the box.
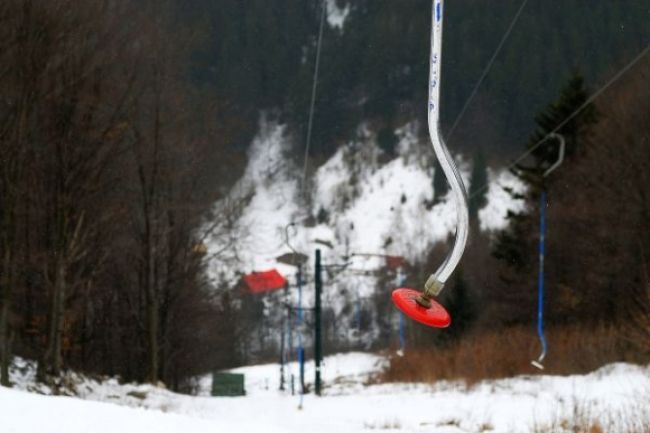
[181,0,648,159]
[0,0,648,393]
[0,0,241,389]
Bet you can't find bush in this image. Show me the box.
[381,324,647,385]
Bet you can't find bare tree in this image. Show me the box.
[0,0,248,388]
[0,0,62,386]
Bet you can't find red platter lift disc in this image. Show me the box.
[391,288,451,328]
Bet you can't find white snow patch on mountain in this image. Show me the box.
[203,119,527,349]
[325,0,350,30]
[206,119,523,287]
[205,121,301,284]
[479,168,527,231]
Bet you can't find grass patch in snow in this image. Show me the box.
[381,324,648,385]
[363,418,402,430]
[531,393,650,433]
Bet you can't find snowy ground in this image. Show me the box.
[2,352,649,433]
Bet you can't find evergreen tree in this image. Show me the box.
[377,126,398,158]
[184,0,646,159]
[491,72,599,323]
[432,163,449,204]
[443,269,476,340]
[516,72,599,191]
[468,148,488,223]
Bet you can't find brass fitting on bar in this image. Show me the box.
[415,276,444,308]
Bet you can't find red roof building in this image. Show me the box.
[242,269,287,294]
[384,255,408,270]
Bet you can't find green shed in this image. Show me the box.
[211,372,245,397]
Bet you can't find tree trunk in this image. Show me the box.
[43,258,67,378]
[145,248,159,384]
[0,256,11,387]
[1,231,15,387]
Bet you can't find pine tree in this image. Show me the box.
[432,162,449,204]
[516,72,599,192]
[491,72,599,323]
[443,269,476,340]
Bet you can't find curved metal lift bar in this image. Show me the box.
[543,133,566,178]
[531,133,565,370]
[423,0,469,296]
[391,0,469,328]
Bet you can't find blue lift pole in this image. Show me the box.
[531,133,565,370]
[531,191,548,369]
[296,264,305,408]
[314,249,322,396]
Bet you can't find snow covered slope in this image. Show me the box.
[1,386,217,433]
[2,353,649,433]
[204,120,525,351]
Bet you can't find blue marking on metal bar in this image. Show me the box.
[536,191,548,360]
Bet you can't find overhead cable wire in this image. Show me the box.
[445,0,530,142]
[300,1,327,199]
[469,44,650,200]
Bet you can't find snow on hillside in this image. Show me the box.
[2,353,649,433]
[206,121,300,283]
[206,119,523,284]
[479,167,527,231]
[203,119,526,349]
[325,0,350,30]
[313,123,465,265]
